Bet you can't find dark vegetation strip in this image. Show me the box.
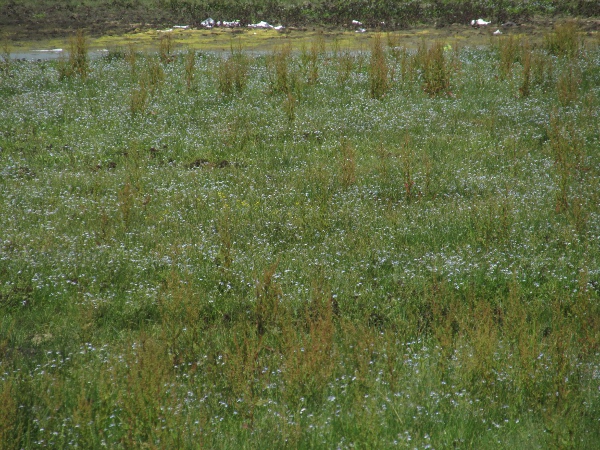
[2,0,600,40]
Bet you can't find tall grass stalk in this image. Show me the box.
[217,44,249,96]
[340,137,356,187]
[498,35,520,79]
[184,49,195,90]
[557,63,580,105]
[369,34,389,99]
[158,32,173,63]
[519,41,532,97]
[267,44,292,94]
[58,29,89,80]
[1,39,10,75]
[70,29,89,80]
[422,41,451,96]
[336,50,354,85]
[545,21,582,58]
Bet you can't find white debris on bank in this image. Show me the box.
[221,20,241,27]
[356,28,366,33]
[471,18,491,27]
[247,21,284,30]
[351,20,363,26]
[200,18,241,28]
[200,17,216,28]
[493,29,502,35]
[158,25,190,32]
[248,20,272,29]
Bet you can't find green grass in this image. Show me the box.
[1,29,600,448]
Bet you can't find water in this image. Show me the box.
[10,49,109,61]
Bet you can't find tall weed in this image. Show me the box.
[0,378,21,449]
[158,32,174,63]
[422,41,451,97]
[58,29,89,80]
[545,21,582,58]
[369,34,389,99]
[336,50,354,85]
[217,45,249,96]
[254,260,284,337]
[557,63,580,105]
[301,35,324,85]
[497,35,521,79]
[130,79,148,115]
[548,112,585,213]
[1,39,10,75]
[340,137,356,187]
[184,48,195,90]
[519,41,532,97]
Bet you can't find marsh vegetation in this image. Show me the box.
[1,23,600,448]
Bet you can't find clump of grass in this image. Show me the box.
[283,274,335,403]
[469,197,513,248]
[217,44,249,96]
[158,32,174,63]
[557,63,580,105]
[531,49,554,88]
[267,44,293,94]
[283,91,296,122]
[184,48,195,90]
[422,41,451,97]
[400,135,417,202]
[336,49,354,85]
[519,41,532,97]
[497,35,521,79]
[340,137,356,187]
[548,111,585,213]
[158,269,203,364]
[118,180,136,229]
[58,29,89,80]
[0,379,21,448]
[125,43,137,74]
[70,29,89,80]
[217,56,236,96]
[545,21,582,58]
[369,34,389,99]
[386,32,402,62]
[411,40,428,72]
[398,46,412,84]
[146,57,165,92]
[118,333,176,446]
[254,260,284,337]
[216,205,233,273]
[130,79,148,115]
[1,39,10,75]
[301,35,324,85]
[103,46,126,62]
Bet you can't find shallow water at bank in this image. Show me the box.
[7,21,594,60]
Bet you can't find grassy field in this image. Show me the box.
[1,24,600,448]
